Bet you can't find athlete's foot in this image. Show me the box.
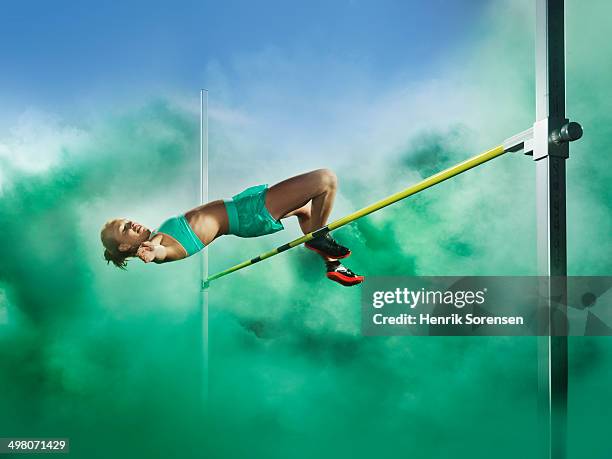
[325,261,364,287]
[305,233,351,259]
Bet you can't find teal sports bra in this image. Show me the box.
[152,215,205,257]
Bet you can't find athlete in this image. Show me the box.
[100,169,364,286]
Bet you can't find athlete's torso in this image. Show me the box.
[152,200,229,258]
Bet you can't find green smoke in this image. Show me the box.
[0,102,207,458]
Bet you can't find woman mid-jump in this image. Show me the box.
[100,169,364,286]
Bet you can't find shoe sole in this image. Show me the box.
[327,271,364,286]
[305,244,351,260]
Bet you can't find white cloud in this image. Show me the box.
[0,109,89,191]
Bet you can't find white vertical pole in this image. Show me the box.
[200,89,209,404]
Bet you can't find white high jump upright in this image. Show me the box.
[200,89,209,404]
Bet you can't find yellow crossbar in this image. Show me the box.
[203,144,507,288]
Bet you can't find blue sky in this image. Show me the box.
[0,0,491,117]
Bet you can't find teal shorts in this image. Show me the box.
[224,184,285,238]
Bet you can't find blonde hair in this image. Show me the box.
[103,247,129,270]
[100,221,131,270]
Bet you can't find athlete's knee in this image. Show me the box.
[298,202,312,219]
[316,168,337,190]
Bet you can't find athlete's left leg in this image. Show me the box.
[265,169,349,259]
[265,169,363,286]
[281,201,313,235]
[265,169,337,232]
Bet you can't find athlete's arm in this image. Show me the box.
[137,238,185,264]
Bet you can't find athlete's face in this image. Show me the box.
[105,218,151,253]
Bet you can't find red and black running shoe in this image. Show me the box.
[326,261,364,286]
[305,234,351,259]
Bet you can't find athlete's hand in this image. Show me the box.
[137,241,158,263]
